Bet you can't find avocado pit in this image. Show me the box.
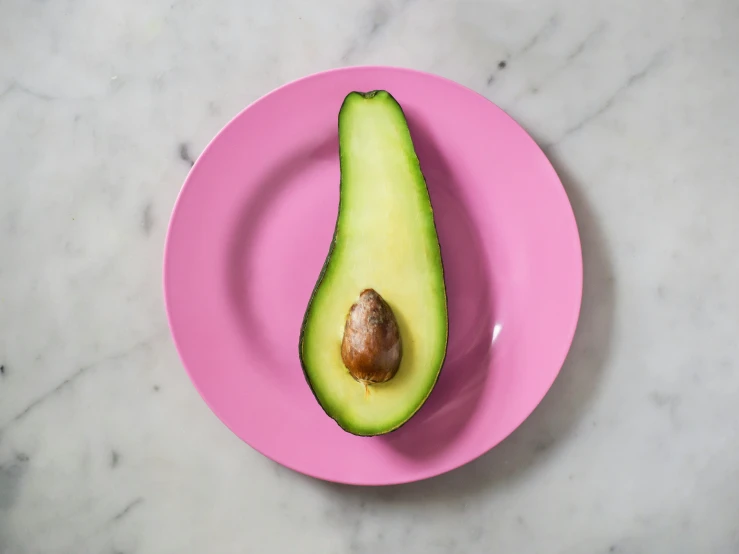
[341,289,402,385]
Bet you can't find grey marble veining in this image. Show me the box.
[1,0,739,552]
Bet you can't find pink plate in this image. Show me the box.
[164,66,582,485]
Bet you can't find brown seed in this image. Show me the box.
[341,289,402,385]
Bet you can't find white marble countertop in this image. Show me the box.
[2,0,739,552]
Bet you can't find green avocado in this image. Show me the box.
[299,90,448,436]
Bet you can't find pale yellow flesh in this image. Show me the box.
[300,91,447,435]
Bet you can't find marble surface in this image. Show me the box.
[1,0,739,552]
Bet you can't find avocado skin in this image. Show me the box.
[298,90,448,437]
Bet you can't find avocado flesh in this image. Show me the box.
[299,90,448,436]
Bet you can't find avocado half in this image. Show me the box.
[299,90,448,436]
